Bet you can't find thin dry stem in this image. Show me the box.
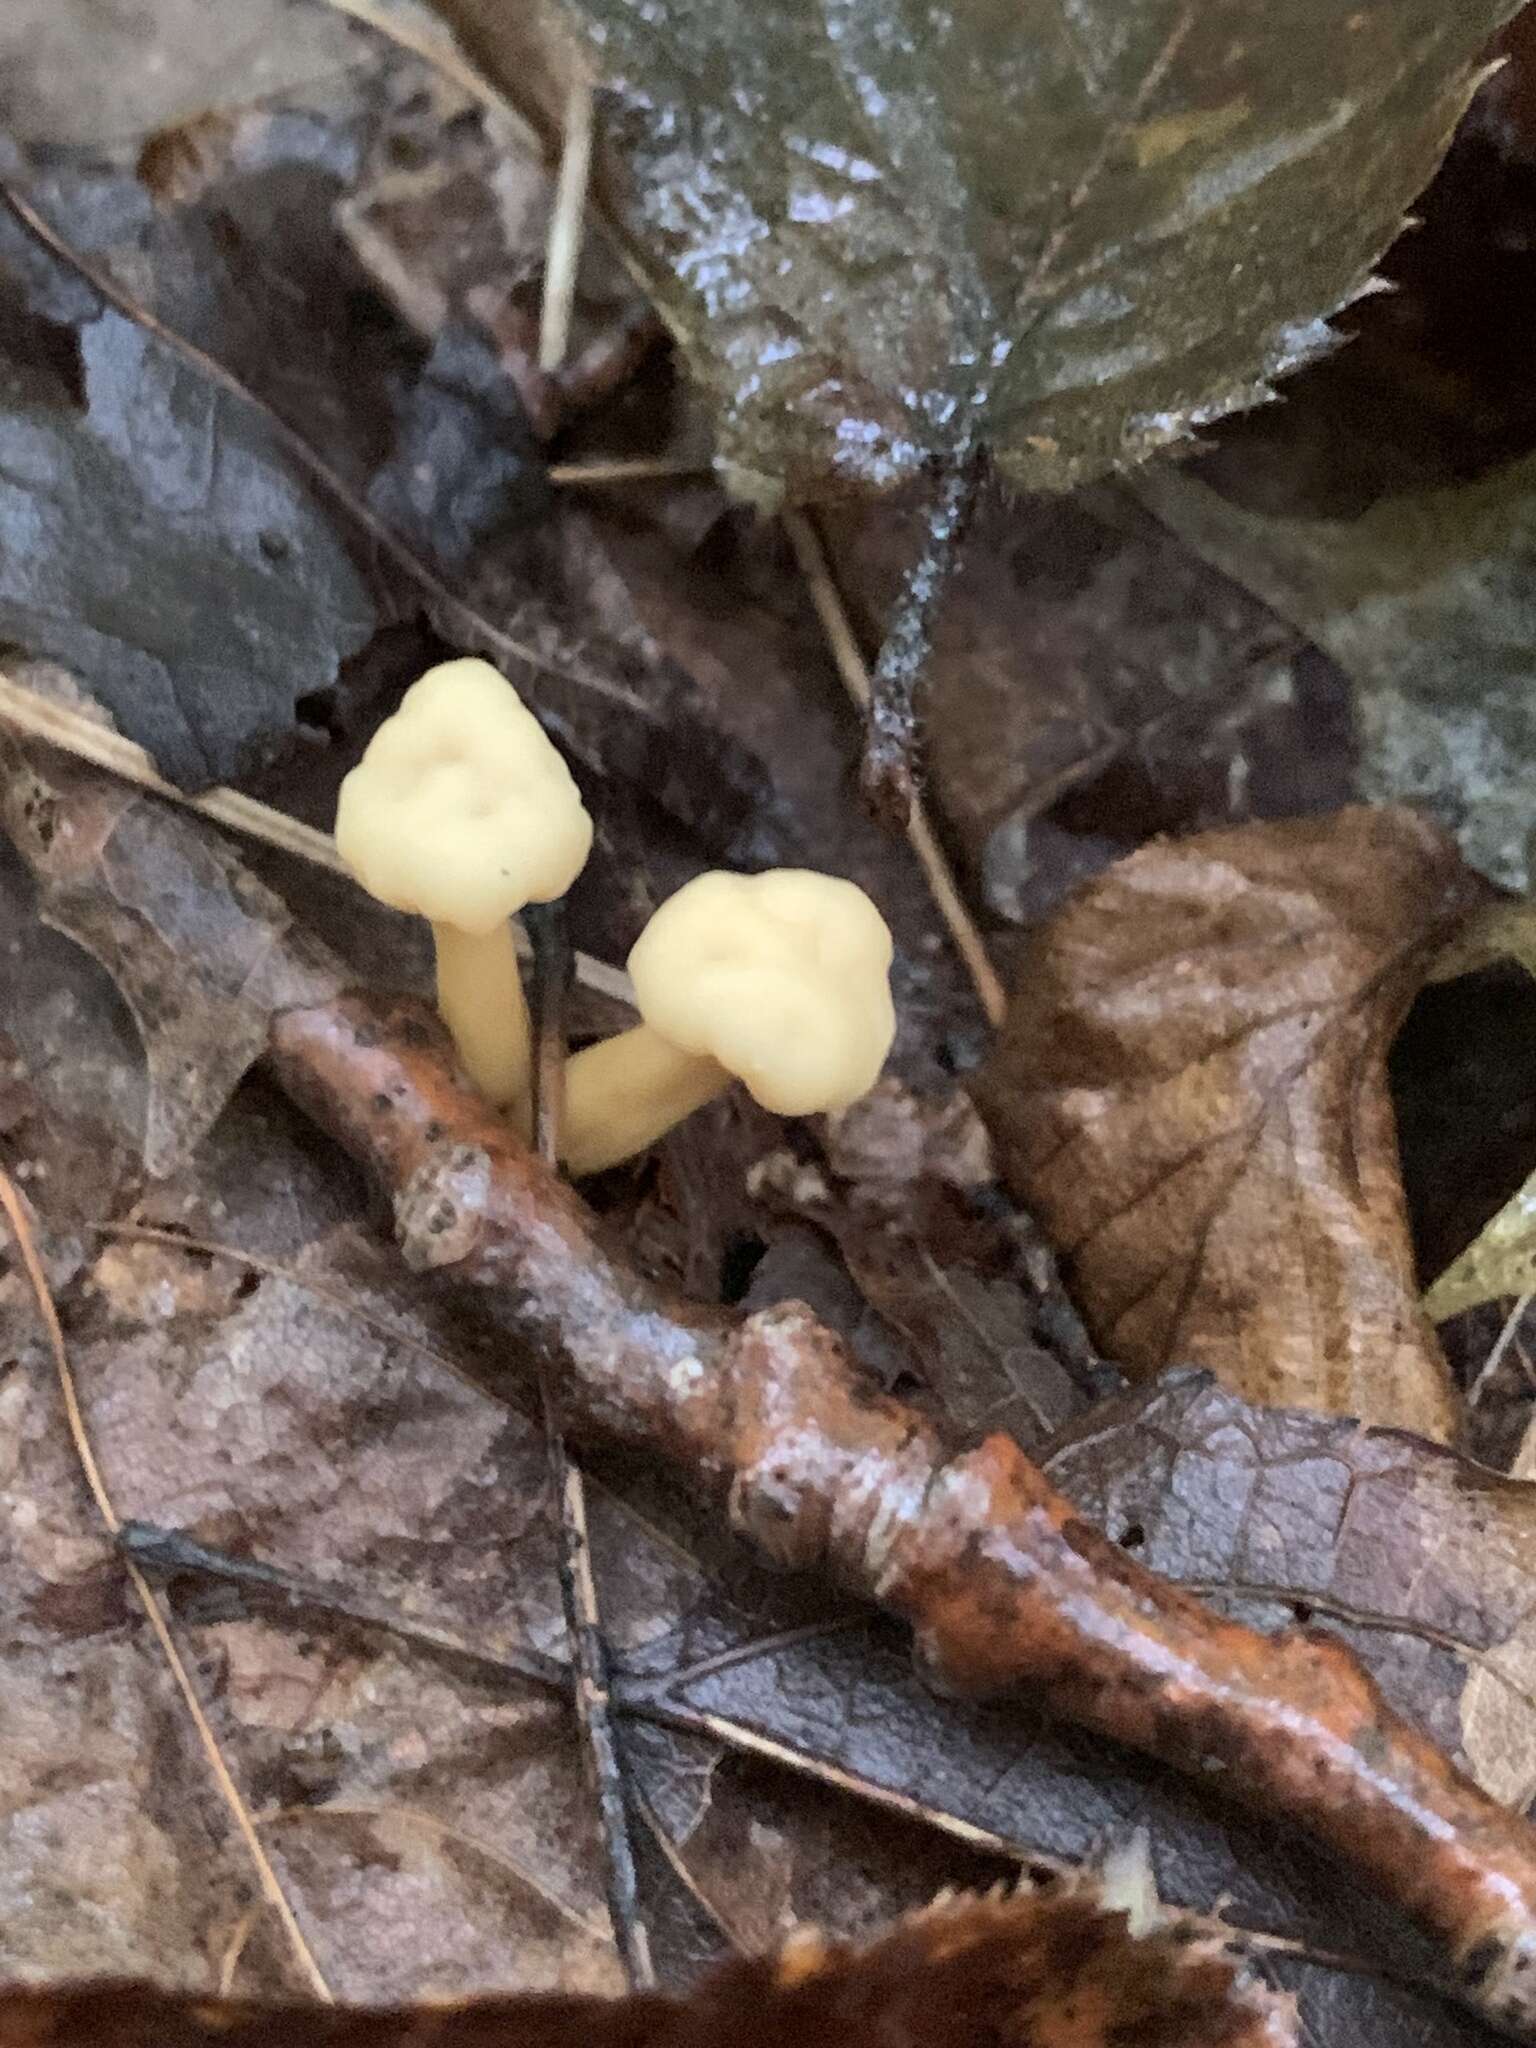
[0,1168,333,2004]
[1470,1293,1535,1410]
[548,458,711,486]
[0,669,345,871]
[540,78,595,373]
[782,509,1007,1028]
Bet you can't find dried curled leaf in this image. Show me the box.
[444,0,1519,502]
[0,1875,1294,2046]
[973,807,1482,1439]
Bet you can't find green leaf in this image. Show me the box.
[1140,448,1536,890]
[1425,900,1536,1319]
[444,0,1518,503]
[1424,1166,1536,1322]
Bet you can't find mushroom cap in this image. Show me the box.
[629,869,896,1115]
[335,659,592,933]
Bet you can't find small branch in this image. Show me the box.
[783,509,1006,1029]
[857,448,985,831]
[262,991,1536,2040]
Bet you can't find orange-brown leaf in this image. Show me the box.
[973,807,1485,1440]
[0,1882,1292,2047]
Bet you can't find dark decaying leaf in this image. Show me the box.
[972,806,1484,1439]
[0,273,375,788]
[0,1878,1294,2047]
[0,742,344,1174]
[441,0,1519,502]
[366,324,549,575]
[758,1080,1090,1446]
[820,483,1360,929]
[1126,87,1536,894]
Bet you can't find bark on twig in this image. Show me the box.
[267,995,1536,2039]
[7,756,1536,2038]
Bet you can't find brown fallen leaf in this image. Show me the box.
[0,738,344,1176]
[972,806,1485,1439]
[1040,1371,1536,1800]
[0,1872,1295,2047]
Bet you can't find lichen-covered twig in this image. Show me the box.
[7,753,1536,2039]
[856,446,983,830]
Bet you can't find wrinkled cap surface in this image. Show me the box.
[629,868,896,1115]
[335,658,593,932]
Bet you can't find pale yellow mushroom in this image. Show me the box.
[335,657,592,1105]
[561,869,895,1176]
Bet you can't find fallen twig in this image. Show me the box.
[265,989,1536,2036]
[10,760,1536,2038]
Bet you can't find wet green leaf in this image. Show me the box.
[443,0,1518,502]
[1424,1166,1536,1322]
[1423,901,1536,1319]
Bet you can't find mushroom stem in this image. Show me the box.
[561,1025,731,1176]
[430,920,531,1107]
